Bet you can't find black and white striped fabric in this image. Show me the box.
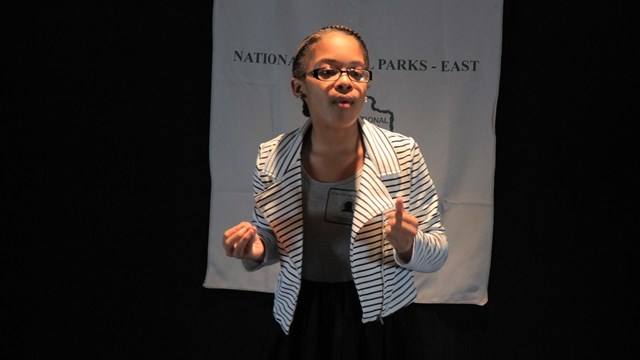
[249,118,448,334]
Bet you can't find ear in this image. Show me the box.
[291,78,305,98]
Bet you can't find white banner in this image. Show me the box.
[204,0,502,305]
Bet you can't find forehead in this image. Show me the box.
[307,32,365,67]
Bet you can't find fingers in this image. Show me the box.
[384,197,418,256]
[234,227,256,258]
[385,197,417,234]
[386,197,405,227]
[222,222,256,258]
[395,197,404,223]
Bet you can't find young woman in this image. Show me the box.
[222,25,448,360]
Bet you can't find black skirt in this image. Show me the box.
[261,279,426,360]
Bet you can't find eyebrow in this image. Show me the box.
[315,58,366,67]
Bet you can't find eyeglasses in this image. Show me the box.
[306,67,373,83]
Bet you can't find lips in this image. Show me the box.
[334,96,355,105]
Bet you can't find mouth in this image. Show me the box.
[334,96,356,107]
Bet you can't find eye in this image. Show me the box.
[317,68,339,79]
[348,69,365,81]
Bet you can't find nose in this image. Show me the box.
[335,72,353,92]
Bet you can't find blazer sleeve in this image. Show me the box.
[242,146,280,271]
[395,142,448,272]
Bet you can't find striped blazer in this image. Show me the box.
[247,118,448,334]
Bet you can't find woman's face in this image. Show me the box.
[292,32,368,130]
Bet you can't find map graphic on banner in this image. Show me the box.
[204,0,503,305]
[364,96,395,131]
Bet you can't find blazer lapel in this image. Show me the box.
[351,119,402,232]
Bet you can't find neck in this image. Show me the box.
[305,121,361,155]
[302,121,364,182]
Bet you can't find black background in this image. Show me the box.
[5,1,634,359]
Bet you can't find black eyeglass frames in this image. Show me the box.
[306,67,373,83]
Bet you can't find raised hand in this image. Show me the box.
[384,197,418,261]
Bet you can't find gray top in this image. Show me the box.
[301,167,360,282]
